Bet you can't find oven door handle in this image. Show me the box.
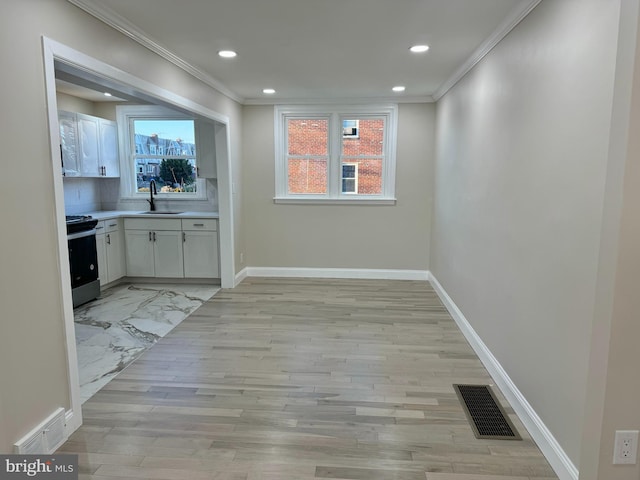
[67,228,97,240]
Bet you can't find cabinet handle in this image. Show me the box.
[107,234,111,245]
[108,223,117,227]
[183,232,186,243]
[153,232,157,242]
[193,223,205,227]
[96,225,104,230]
[149,231,152,242]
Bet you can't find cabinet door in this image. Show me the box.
[77,114,100,176]
[153,231,184,278]
[99,119,120,177]
[95,233,108,286]
[58,111,79,176]
[194,119,217,178]
[183,230,219,278]
[125,230,155,277]
[106,229,125,283]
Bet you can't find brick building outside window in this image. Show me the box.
[275,105,398,203]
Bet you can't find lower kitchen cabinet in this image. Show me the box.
[96,219,125,286]
[124,217,197,278]
[182,219,219,278]
[153,230,184,278]
[124,217,219,279]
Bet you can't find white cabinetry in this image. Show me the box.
[95,219,125,286]
[124,218,184,278]
[59,110,80,176]
[59,111,119,177]
[194,120,228,179]
[77,114,100,177]
[98,119,119,177]
[124,217,219,279]
[182,219,219,278]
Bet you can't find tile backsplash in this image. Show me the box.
[63,177,101,214]
[63,177,218,214]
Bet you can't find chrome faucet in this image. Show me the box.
[148,179,157,211]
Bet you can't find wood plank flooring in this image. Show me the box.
[59,277,558,480]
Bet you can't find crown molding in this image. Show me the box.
[244,95,434,106]
[66,0,245,104]
[433,0,543,101]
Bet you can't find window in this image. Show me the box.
[341,163,358,194]
[342,119,359,138]
[117,106,205,199]
[275,105,397,203]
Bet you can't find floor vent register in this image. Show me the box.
[453,384,521,440]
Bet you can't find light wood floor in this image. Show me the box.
[59,277,558,480]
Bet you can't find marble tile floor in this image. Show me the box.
[74,283,219,403]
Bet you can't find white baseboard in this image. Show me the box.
[235,267,248,286]
[244,267,429,281]
[427,273,578,480]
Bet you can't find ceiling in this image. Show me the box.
[56,79,126,102]
[67,0,539,104]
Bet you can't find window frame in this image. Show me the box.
[116,105,206,200]
[274,104,398,205]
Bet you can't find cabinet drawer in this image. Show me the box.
[181,218,217,231]
[105,219,120,233]
[95,220,106,234]
[124,218,181,231]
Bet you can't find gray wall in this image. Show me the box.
[430,0,620,466]
[242,104,433,270]
[0,0,243,452]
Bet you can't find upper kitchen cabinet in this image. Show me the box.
[194,119,226,179]
[59,110,80,176]
[59,111,120,178]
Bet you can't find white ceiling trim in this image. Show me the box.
[432,0,543,101]
[66,0,245,104]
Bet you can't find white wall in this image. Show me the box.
[430,0,620,468]
[0,0,243,452]
[242,103,433,271]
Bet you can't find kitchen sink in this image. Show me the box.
[142,211,184,214]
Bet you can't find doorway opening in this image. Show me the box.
[42,36,236,439]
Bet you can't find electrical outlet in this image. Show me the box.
[613,430,639,464]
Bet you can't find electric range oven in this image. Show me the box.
[66,215,100,307]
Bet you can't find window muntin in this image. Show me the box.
[275,105,397,203]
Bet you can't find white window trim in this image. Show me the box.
[116,105,207,200]
[274,104,398,204]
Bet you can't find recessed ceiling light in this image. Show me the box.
[392,86,406,92]
[103,92,112,97]
[218,50,237,58]
[263,88,276,94]
[410,45,430,53]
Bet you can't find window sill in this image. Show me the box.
[273,197,396,206]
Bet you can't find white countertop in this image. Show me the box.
[83,210,219,220]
